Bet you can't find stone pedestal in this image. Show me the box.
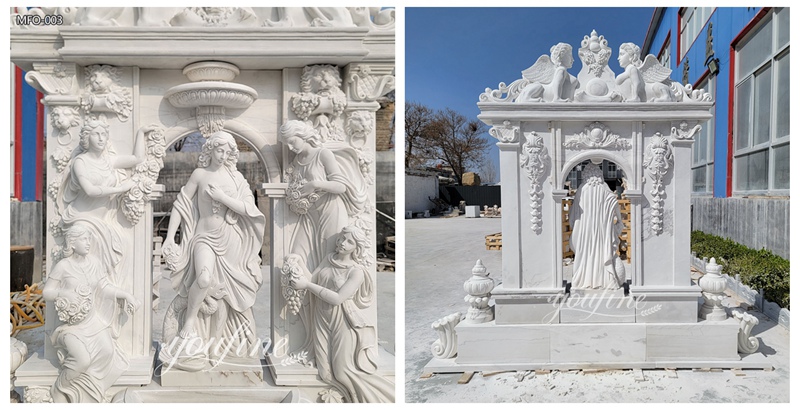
[159,358,263,387]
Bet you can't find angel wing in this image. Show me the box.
[639,55,672,84]
[521,55,556,85]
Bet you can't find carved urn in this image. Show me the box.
[698,257,728,321]
[463,259,495,323]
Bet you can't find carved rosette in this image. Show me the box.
[671,120,702,141]
[732,309,760,354]
[463,260,495,324]
[698,257,728,321]
[122,125,166,225]
[431,312,461,359]
[488,120,519,143]
[345,64,395,102]
[564,122,630,150]
[81,65,132,122]
[643,133,673,235]
[520,131,550,234]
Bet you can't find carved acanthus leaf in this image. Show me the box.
[520,131,550,234]
[480,78,529,103]
[732,309,760,354]
[431,312,462,359]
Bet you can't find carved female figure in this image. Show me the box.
[518,42,579,102]
[58,117,149,282]
[281,120,367,272]
[286,225,394,403]
[568,162,626,289]
[43,223,139,403]
[161,131,265,369]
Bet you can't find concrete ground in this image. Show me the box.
[13,265,395,402]
[405,215,790,403]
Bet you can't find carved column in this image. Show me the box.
[490,121,521,288]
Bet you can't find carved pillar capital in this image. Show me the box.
[489,120,520,143]
[343,63,395,102]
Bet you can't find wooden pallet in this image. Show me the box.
[485,232,502,250]
[386,236,395,258]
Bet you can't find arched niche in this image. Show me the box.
[558,149,634,190]
[163,118,282,183]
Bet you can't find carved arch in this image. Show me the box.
[163,118,282,183]
[558,150,634,189]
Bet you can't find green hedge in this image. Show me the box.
[691,231,790,310]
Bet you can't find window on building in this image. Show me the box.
[679,7,714,60]
[658,36,671,68]
[733,7,790,194]
[692,77,715,194]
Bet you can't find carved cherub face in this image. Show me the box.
[618,47,632,68]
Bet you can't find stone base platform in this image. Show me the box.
[266,346,395,386]
[15,348,155,388]
[424,318,772,373]
[111,387,300,403]
[159,358,263,387]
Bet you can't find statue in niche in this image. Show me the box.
[160,131,266,371]
[81,65,132,122]
[517,43,579,103]
[170,7,258,27]
[290,65,347,142]
[50,106,81,145]
[285,225,394,403]
[42,223,140,403]
[616,43,675,102]
[281,120,367,272]
[57,116,150,284]
[568,162,626,289]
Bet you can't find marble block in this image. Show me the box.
[465,205,481,218]
[493,288,564,324]
[550,324,646,363]
[646,319,739,361]
[560,289,635,323]
[159,358,263,387]
[456,321,550,364]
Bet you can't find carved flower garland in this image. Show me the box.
[122,125,166,225]
[285,169,321,215]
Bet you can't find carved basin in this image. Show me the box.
[164,81,258,109]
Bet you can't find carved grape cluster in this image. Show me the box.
[280,258,307,316]
[50,149,71,173]
[47,181,60,200]
[290,93,320,121]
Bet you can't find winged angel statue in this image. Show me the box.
[517,43,579,103]
[615,43,675,102]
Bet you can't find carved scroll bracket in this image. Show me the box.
[24,62,80,96]
[344,63,395,102]
[671,120,702,141]
[488,120,519,143]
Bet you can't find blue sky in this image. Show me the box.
[406,7,655,182]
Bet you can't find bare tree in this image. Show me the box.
[480,159,498,185]
[427,108,490,185]
[404,101,436,169]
